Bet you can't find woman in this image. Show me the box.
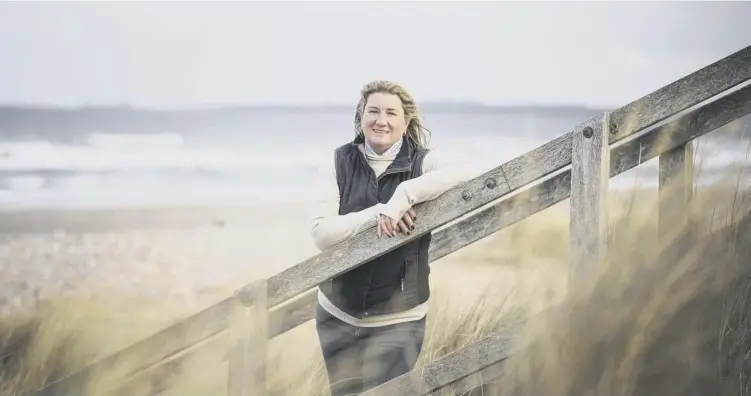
[310,80,473,395]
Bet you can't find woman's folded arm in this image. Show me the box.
[378,149,477,221]
[309,160,382,251]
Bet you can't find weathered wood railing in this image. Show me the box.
[25,45,751,396]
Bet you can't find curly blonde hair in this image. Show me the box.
[353,80,431,149]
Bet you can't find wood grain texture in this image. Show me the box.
[228,281,268,396]
[26,48,751,396]
[659,141,695,238]
[657,140,696,273]
[428,170,574,262]
[610,82,751,177]
[570,114,610,284]
[608,45,751,144]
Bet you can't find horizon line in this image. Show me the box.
[0,100,612,112]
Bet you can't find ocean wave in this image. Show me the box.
[0,138,327,173]
[87,132,186,151]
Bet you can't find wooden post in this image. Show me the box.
[228,280,268,396]
[570,113,610,285]
[658,140,695,255]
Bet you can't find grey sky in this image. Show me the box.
[0,1,749,108]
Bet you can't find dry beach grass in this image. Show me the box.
[1,160,751,395]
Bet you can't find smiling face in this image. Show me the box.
[360,92,408,154]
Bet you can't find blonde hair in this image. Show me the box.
[354,80,431,149]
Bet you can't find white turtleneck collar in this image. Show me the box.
[363,136,404,160]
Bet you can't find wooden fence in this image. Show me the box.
[25,44,751,396]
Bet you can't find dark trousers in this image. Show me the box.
[315,303,427,396]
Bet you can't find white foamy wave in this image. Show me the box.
[0,140,55,154]
[0,174,321,211]
[87,132,186,151]
[0,137,326,173]
[6,176,46,191]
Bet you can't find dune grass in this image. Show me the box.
[491,185,751,396]
[2,157,751,395]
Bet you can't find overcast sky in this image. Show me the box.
[0,1,749,109]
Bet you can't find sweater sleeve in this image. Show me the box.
[376,149,477,221]
[308,158,385,252]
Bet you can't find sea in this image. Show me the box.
[0,105,749,212]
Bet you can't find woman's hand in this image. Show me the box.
[377,208,417,238]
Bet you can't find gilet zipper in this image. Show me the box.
[356,147,411,297]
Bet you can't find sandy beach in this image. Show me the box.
[0,201,322,320]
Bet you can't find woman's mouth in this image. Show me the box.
[373,129,390,134]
